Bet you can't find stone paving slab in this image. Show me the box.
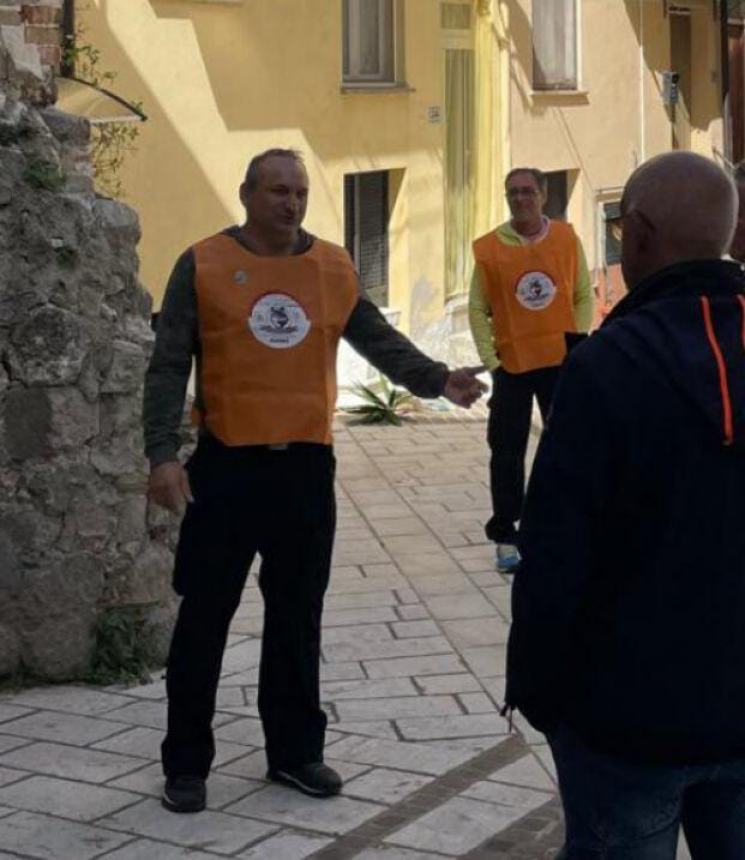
[0,418,695,859]
[0,741,145,783]
[99,798,280,854]
[0,810,131,859]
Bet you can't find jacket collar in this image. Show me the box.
[604,260,745,327]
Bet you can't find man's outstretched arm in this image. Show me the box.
[343,296,485,407]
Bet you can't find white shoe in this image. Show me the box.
[496,543,520,573]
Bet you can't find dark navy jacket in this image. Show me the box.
[505,259,745,764]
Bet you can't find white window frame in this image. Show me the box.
[342,0,404,86]
[531,0,582,92]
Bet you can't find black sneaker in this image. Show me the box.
[267,762,342,797]
[161,775,206,813]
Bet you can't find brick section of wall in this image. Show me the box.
[24,24,60,45]
[0,0,61,102]
[21,4,60,24]
[36,42,58,64]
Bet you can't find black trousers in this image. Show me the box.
[161,436,336,779]
[485,366,559,543]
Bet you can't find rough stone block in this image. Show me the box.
[101,340,148,394]
[8,306,91,386]
[38,106,89,145]
[94,198,141,246]
[0,623,20,675]
[0,529,22,591]
[4,387,49,460]
[46,386,99,450]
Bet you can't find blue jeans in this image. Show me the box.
[549,725,745,859]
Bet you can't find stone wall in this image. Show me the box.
[0,30,179,680]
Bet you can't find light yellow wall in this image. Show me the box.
[505,0,723,272]
[689,7,726,160]
[78,0,468,337]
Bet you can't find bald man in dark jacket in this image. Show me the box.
[505,153,745,859]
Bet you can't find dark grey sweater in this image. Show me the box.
[143,227,450,466]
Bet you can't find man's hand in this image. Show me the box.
[443,366,488,408]
[147,461,194,515]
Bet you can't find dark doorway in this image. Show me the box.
[544,171,568,221]
[344,171,390,307]
[670,11,692,150]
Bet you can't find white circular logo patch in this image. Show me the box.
[515,271,557,311]
[248,293,311,349]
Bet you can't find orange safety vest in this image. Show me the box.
[192,233,359,446]
[473,221,578,373]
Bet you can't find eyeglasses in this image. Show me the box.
[613,208,656,238]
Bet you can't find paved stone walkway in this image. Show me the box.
[0,416,689,859]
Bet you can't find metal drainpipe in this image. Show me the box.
[60,0,75,78]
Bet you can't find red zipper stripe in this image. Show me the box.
[700,296,734,446]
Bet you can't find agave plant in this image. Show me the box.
[343,375,415,426]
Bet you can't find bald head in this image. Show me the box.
[621,152,737,288]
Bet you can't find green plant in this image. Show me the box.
[343,375,415,426]
[24,159,67,192]
[62,26,143,199]
[85,606,157,686]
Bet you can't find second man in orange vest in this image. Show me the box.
[470,167,593,573]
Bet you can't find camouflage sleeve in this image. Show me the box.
[343,296,450,399]
[143,250,198,467]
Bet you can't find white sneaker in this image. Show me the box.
[496,543,520,573]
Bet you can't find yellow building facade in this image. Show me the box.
[502,0,726,316]
[75,0,728,367]
[76,0,504,375]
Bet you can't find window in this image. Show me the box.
[603,201,622,266]
[544,171,568,221]
[532,0,578,91]
[344,171,390,307]
[342,0,403,84]
[441,2,472,30]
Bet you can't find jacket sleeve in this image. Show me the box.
[573,237,594,333]
[342,296,450,399]
[143,250,199,467]
[505,342,618,731]
[468,265,499,371]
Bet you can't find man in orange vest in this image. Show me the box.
[469,167,593,573]
[144,149,485,813]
